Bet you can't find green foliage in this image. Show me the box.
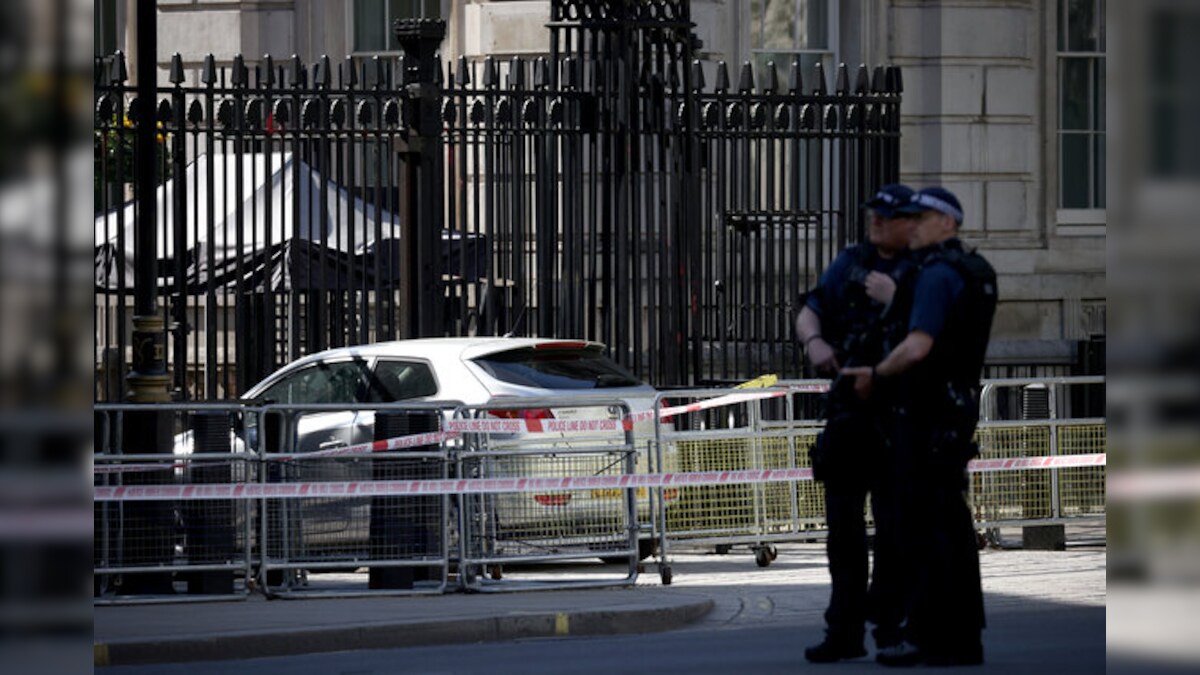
[94,113,172,213]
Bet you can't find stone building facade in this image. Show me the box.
[97,0,1106,366]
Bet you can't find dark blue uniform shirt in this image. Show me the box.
[908,252,965,340]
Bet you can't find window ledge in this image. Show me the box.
[1056,209,1106,235]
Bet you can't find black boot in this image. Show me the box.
[804,633,867,663]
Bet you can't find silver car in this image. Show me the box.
[228,337,673,560]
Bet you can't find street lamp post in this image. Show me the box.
[120,0,174,596]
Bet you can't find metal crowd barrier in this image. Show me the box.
[93,377,1106,601]
[454,398,641,592]
[94,403,259,604]
[972,377,1107,538]
[256,402,460,597]
[649,385,829,581]
[649,377,1107,581]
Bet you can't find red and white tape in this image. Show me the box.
[93,452,1105,502]
[96,390,792,474]
[273,430,459,461]
[651,390,789,421]
[966,453,1106,473]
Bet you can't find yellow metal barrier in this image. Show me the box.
[652,381,1107,579]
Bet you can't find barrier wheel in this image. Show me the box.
[754,545,777,568]
[660,565,673,585]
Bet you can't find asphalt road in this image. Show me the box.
[98,539,1107,674]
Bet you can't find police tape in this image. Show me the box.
[648,389,790,421]
[273,430,458,460]
[966,453,1107,473]
[93,452,1105,501]
[94,390,793,474]
[92,430,458,474]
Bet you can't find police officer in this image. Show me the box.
[842,186,998,667]
[796,183,917,663]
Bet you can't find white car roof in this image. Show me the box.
[276,337,606,370]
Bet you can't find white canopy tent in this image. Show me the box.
[95,152,482,291]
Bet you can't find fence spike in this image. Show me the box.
[483,56,499,88]
[813,61,827,95]
[291,54,305,88]
[201,54,216,85]
[264,55,275,87]
[396,54,408,86]
[372,55,384,88]
[871,65,885,93]
[534,56,550,89]
[344,56,358,87]
[509,57,524,89]
[232,54,247,86]
[563,57,577,89]
[691,59,705,91]
[855,63,869,94]
[738,61,754,93]
[788,57,803,94]
[763,61,778,94]
[111,51,128,84]
[890,65,904,94]
[318,55,331,88]
[457,55,471,85]
[169,53,185,85]
[714,61,730,92]
[667,61,681,90]
[835,62,849,94]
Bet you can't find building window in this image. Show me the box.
[353,0,440,53]
[95,0,119,57]
[1057,0,1105,214]
[749,0,837,82]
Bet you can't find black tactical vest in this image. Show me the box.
[819,244,915,365]
[915,239,998,390]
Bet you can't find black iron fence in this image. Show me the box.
[94,4,900,401]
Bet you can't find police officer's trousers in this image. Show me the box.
[819,421,905,647]
[903,422,986,655]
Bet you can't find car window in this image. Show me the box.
[367,360,438,402]
[258,361,368,404]
[472,346,643,389]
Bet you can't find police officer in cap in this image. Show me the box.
[842,186,998,667]
[796,183,917,663]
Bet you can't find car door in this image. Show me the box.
[256,359,375,547]
[257,359,374,455]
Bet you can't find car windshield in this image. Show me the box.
[472,345,643,389]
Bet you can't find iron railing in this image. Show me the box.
[93,2,901,400]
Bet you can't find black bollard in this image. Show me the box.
[185,411,235,594]
[369,410,441,589]
[117,408,175,595]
